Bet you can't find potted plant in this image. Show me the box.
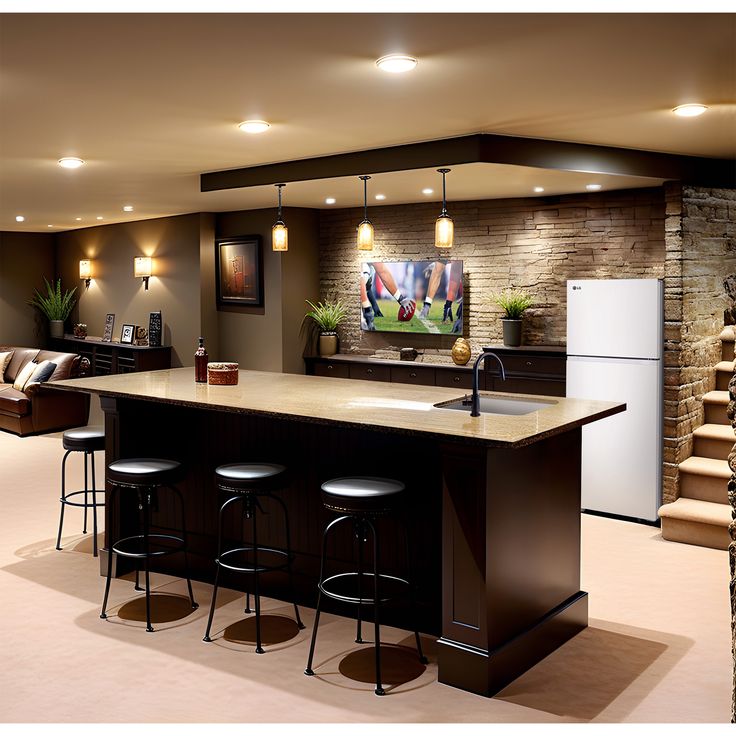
[491,289,534,347]
[28,277,77,339]
[304,299,348,356]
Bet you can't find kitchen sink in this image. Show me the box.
[435,395,557,416]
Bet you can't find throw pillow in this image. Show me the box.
[0,350,14,382]
[12,360,40,392]
[27,360,57,386]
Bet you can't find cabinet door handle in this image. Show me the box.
[410,372,417,378]
[327,365,333,370]
[453,376,460,382]
[526,361,532,366]
[367,368,373,375]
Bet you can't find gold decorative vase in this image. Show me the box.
[451,337,472,365]
[319,332,338,357]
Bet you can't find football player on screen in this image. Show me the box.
[361,262,416,323]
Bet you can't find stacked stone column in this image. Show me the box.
[729,371,736,723]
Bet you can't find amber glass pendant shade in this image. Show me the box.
[435,214,454,249]
[272,222,288,251]
[357,220,374,251]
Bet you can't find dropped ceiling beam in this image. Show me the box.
[201,133,736,192]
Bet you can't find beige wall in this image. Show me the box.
[55,214,206,367]
[0,232,56,346]
[216,207,320,373]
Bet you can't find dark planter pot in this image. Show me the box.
[501,318,522,347]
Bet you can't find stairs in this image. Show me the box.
[659,326,734,550]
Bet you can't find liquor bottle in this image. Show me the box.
[194,337,208,383]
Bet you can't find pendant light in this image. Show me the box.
[272,183,288,252]
[357,175,374,251]
[435,168,454,249]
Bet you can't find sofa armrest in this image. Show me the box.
[27,383,90,433]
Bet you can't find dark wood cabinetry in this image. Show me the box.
[50,336,171,376]
[305,345,566,396]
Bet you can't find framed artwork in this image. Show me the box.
[215,236,263,309]
[120,324,135,345]
[102,313,115,342]
[148,311,162,347]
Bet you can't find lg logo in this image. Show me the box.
[572,285,582,291]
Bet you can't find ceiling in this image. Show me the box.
[0,13,733,232]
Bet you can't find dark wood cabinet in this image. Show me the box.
[50,336,171,376]
[305,345,566,396]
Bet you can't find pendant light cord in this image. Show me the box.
[276,184,284,220]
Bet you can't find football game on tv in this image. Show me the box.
[360,260,464,335]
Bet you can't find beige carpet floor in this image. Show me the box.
[0,426,731,723]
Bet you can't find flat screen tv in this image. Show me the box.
[360,260,464,335]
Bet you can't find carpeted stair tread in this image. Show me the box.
[693,423,734,443]
[716,361,735,373]
[679,455,731,479]
[719,326,735,343]
[658,497,731,526]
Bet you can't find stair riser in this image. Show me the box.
[723,342,735,362]
[661,517,730,551]
[704,403,729,425]
[693,435,733,461]
[716,371,734,391]
[680,472,730,504]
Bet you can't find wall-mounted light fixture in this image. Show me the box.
[79,259,92,288]
[272,183,288,252]
[434,168,454,249]
[134,256,153,290]
[357,175,374,251]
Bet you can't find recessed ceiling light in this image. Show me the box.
[376,54,417,73]
[75,217,82,221]
[123,205,134,212]
[422,188,434,195]
[325,197,336,205]
[15,215,24,222]
[586,184,602,191]
[58,157,85,169]
[533,187,545,193]
[238,120,271,134]
[672,104,708,117]
[96,216,103,220]
[375,194,386,201]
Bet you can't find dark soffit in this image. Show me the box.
[201,133,736,192]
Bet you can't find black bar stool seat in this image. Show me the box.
[321,476,405,515]
[203,462,304,653]
[56,425,105,557]
[100,457,197,632]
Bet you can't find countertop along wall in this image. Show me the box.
[0,231,56,346]
[319,187,667,356]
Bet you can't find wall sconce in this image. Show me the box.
[134,256,153,290]
[79,259,92,288]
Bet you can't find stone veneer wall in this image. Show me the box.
[319,187,666,354]
[663,185,736,504]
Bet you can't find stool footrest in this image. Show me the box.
[319,572,410,605]
[217,545,291,574]
[59,490,105,509]
[112,533,185,559]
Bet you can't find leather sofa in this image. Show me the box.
[0,346,90,436]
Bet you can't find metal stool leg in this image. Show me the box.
[91,451,99,557]
[142,489,153,632]
[56,449,72,550]
[356,519,364,644]
[367,518,384,696]
[401,519,428,665]
[100,486,117,619]
[82,451,89,534]
[170,485,198,609]
[251,496,264,654]
[271,493,305,629]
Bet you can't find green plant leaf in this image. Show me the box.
[28,277,77,321]
[304,298,348,332]
[490,289,534,319]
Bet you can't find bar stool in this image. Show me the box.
[304,476,427,696]
[56,426,105,557]
[203,463,305,653]
[100,458,198,632]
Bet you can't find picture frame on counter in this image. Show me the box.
[215,235,263,309]
[120,324,135,345]
[102,313,115,342]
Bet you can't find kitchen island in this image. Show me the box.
[52,367,624,697]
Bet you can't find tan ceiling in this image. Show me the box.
[0,13,733,232]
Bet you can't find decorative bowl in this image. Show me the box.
[207,362,239,385]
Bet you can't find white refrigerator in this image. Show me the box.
[566,278,663,522]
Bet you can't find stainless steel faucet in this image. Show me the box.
[468,348,506,417]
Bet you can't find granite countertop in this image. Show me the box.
[51,367,623,448]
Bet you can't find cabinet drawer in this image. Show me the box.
[315,362,350,379]
[348,363,391,382]
[390,365,436,386]
[492,354,566,377]
[435,369,474,390]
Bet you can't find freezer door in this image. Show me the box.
[567,356,662,522]
[567,279,663,359]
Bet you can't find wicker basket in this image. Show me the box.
[207,362,239,386]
